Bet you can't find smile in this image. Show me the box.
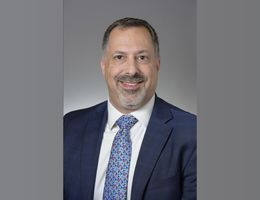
[119,81,143,90]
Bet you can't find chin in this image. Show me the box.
[118,91,146,111]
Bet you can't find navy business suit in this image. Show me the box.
[64,96,196,200]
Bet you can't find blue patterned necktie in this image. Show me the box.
[103,115,138,200]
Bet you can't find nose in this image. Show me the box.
[125,57,139,75]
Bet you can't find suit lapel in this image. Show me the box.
[80,103,108,200]
[131,97,174,200]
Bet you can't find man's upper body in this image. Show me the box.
[64,95,196,200]
[64,17,196,200]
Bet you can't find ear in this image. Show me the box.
[100,56,106,76]
[156,58,160,71]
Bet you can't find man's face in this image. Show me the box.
[101,27,160,113]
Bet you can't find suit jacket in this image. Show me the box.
[64,96,196,200]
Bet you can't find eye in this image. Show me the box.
[112,54,126,64]
[137,55,149,62]
[113,55,124,60]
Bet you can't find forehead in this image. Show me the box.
[106,27,154,52]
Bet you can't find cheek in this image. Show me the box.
[144,68,157,81]
[146,71,158,89]
[105,67,119,83]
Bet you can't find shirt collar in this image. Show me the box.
[107,95,155,130]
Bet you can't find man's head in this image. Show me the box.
[101,17,160,113]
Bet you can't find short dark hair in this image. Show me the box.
[102,17,160,57]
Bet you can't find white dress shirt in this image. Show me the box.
[93,95,155,200]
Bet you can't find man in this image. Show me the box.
[64,17,196,200]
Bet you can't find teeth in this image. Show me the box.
[120,81,138,85]
[126,83,137,86]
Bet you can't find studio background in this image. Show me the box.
[64,0,196,114]
[1,0,255,199]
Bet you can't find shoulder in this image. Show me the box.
[155,96,196,123]
[155,96,196,142]
[64,101,107,128]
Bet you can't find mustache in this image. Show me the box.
[115,74,145,83]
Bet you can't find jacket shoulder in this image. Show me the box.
[156,96,196,121]
[63,101,107,129]
[64,101,106,119]
[155,97,196,142]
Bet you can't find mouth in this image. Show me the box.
[115,73,145,91]
[119,80,143,90]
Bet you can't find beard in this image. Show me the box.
[118,86,146,110]
[115,73,147,110]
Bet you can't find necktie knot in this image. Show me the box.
[116,115,138,130]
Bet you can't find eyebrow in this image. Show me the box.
[113,50,150,55]
[113,51,126,55]
[136,50,149,54]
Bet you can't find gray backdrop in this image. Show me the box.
[1,0,259,199]
[64,0,196,114]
